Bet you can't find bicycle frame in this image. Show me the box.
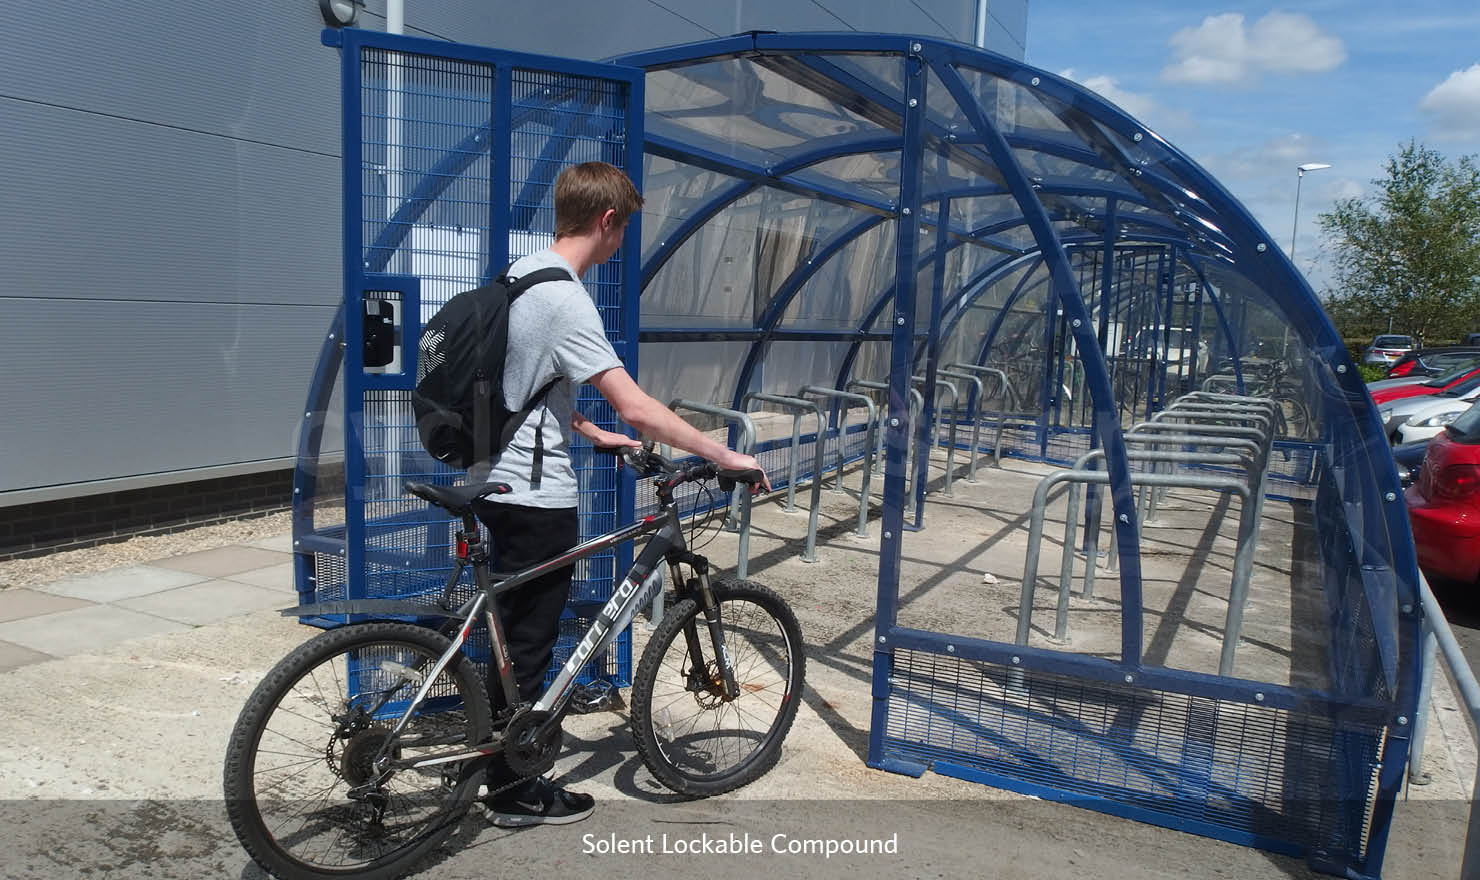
[368,485,729,776]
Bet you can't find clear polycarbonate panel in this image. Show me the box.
[950,193,1020,233]
[757,340,852,397]
[638,341,750,409]
[1011,147,1125,191]
[848,339,892,388]
[821,53,906,106]
[640,154,750,261]
[955,64,1076,138]
[644,57,894,169]
[778,218,897,329]
[642,188,763,327]
[789,151,901,204]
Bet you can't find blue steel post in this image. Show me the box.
[339,29,367,603]
[487,66,513,279]
[1083,200,1118,551]
[618,73,645,591]
[868,44,926,773]
[933,57,1144,667]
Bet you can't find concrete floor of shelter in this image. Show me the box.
[0,441,1471,879]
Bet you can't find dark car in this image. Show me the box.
[1386,346,1480,379]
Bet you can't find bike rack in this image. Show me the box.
[938,368,984,483]
[848,378,924,510]
[1018,468,1260,675]
[913,375,960,496]
[799,385,877,538]
[668,399,756,579]
[742,392,825,563]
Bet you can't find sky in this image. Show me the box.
[1023,1,1480,294]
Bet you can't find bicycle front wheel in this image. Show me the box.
[224,622,492,880]
[630,579,805,797]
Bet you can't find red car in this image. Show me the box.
[1372,363,1480,406]
[1406,408,1480,583]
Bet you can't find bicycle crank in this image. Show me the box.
[500,709,561,778]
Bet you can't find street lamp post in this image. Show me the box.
[1290,162,1332,266]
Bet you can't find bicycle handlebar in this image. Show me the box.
[592,445,765,493]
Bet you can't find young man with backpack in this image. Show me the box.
[471,161,769,827]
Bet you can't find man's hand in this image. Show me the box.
[591,430,642,450]
[717,451,771,493]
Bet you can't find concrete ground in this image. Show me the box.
[0,444,1471,879]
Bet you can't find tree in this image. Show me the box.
[1319,141,1480,344]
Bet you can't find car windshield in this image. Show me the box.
[1442,373,1480,396]
[1446,400,1480,442]
[1375,335,1413,348]
[1424,363,1480,387]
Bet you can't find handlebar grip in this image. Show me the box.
[717,467,764,492]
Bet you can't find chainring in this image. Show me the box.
[500,709,561,778]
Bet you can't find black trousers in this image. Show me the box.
[472,501,579,786]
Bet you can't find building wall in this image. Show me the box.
[1,0,1026,507]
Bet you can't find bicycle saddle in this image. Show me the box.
[403,480,512,515]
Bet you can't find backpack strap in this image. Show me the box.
[496,264,577,488]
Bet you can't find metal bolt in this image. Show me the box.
[1401,604,1413,614]
[1123,674,1134,684]
[1071,319,1082,328]
[364,261,371,268]
[305,412,312,418]
[1256,243,1267,253]
[1011,656,1021,665]
[896,316,906,326]
[1134,168,1143,176]
[883,531,892,539]
[328,333,336,340]
[293,487,301,494]
[1385,492,1397,502]
[946,645,955,653]
[293,540,301,546]
[888,676,897,687]
[1336,364,1347,374]
[879,636,888,644]
[1133,132,1143,142]
[911,42,922,53]
[908,98,918,108]
[1118,513,1130,523]
[1397,716,1409,726]
[1030,76,1040,86]
[889,418,900,427]
[1255,693,1265,702]
[902,207,912,215]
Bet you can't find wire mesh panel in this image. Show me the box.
[309,30,644,690]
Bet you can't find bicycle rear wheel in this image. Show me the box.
[630,579,804,797]
[224,622,492,880]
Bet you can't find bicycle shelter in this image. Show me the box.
[294,28,1422,879]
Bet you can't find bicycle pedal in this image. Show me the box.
[567,680,622,714]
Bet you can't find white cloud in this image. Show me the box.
[1058,68,1162,123]
[1161,12,1346,86]
[1419,63,1480,143]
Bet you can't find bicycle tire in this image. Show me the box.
[630,579,804,797]
[224,622,492,880]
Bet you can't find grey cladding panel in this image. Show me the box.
[0,299,340,492]
[399,0,716,62]
[4,0,339,156]
[1,98,340,308]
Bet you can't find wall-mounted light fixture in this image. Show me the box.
[319,0,361,27]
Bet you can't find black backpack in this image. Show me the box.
[411,266,575,477]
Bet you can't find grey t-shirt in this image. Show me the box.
[484,249,622,508]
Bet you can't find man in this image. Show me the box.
[475,161,769,827]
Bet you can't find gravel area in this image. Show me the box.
[0,508,342,591]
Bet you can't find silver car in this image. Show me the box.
[1363,334,1416,366]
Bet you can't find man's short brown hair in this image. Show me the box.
[553,161,643,238]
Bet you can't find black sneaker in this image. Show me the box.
[482,777,595,827]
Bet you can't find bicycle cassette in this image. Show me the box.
[499,709,561,778]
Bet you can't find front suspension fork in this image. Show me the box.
[676,557,739,700]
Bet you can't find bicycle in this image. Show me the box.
[222,445,803,880]
[1199,358,1312,439]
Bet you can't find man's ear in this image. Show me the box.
[598,208,619,232]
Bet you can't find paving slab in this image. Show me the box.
[154,545,290,578]
[115,579,290,626]
[0,639,54,671]
[0,605,190,657]
[244,532,294,553]
[0,589,93,623]
[222,561,295,592]
[37,565,209,602]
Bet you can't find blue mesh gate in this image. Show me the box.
[295,29,644,688]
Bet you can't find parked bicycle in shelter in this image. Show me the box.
[223,444,805,880]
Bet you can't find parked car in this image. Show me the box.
[1394,438,1432,488]
[1396,394,1480,444]
[1406,406,1480,583]
[1371,362,1480,410]
[1463,333,1480,347]
[1362,334,1417,367]
[1385,346,1480,379]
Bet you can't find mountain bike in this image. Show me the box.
[222,446,803,880]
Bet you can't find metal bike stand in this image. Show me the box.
[946,363,1017,462]
[668,399,757,579]
[742,392,826,563]
[849,379,924,512]
[845,379,888,473]
[1071,436,1261,598]
[913,375,960,496]
[1017,469,1259,673]
[938,369,984,483]
[800,385,877,537]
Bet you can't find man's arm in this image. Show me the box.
[570,410,640,449]
[586,366,770,490]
